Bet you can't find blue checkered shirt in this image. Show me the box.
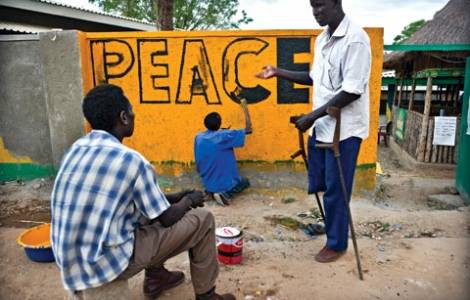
[51,130,170,291]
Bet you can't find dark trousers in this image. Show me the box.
[307,131,362,251]
[118,209,219,294]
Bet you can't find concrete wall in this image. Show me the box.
[0,31,85,181]
[0,37,52,164]
[39,31,86,167]
[81,29,384,192]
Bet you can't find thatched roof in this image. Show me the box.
[384,0,470,69]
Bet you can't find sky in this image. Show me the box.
[62,0,449,44]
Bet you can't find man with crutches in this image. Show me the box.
[256,0,371,273]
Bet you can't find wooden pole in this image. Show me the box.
[416,76,433,162]
[397,78,404,108]
[431,144,438,163]
[443,146,449,164]
[393,80,399,106]
[408,77,416,111]
[391,81,399,134]
[425,117,434,163]
[438,146,444,163]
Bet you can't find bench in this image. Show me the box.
[67,279,130,300]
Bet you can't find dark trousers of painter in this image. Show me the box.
[307,130,362,251]
[119,209,220,294]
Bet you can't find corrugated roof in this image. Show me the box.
[34,0,155,26]
[0,0,157,31]
[0,21,51,34]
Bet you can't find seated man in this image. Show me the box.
[194,102,252,206]
[51,84,234,300]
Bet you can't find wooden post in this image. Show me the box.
[397,78,404,108]
[393,79,400,106]
[408,77,416,111]
[438,146,444,163]
[443,146,449,164]
[431,144,438,163]
[416,76,433,162]
[425,117,434,163]
[392,81,399,134]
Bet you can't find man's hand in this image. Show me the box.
[165,189,194,204]
[289,114,304,124]
[184,191,205,208]
[295,113,316,132]
[255,65,277,79]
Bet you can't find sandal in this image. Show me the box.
[302,223,325,237]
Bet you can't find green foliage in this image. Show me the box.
[393,19,425,45]
[89,0,253,30]
[89,0,155,22]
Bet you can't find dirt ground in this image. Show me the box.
[1,144,469,300]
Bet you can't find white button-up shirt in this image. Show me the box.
[309,16,371,142]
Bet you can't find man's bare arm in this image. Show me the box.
[240,99,253,134]
[164,189,194,204]
[157,191,205,227]
[295,91,360,132]
[255,65,312,86]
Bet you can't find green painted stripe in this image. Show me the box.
[152,160,376,171]
[416,68,464,79]
[355,163,376,170]
[382,77,462,86]
[0,163,56,182]
[384,44,470,51]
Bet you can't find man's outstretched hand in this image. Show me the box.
[184,191,205,208]
[255,65,277,79]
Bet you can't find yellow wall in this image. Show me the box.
[0,137,33,163]
[80,29,383,188]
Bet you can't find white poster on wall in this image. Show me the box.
[434,117,458,146]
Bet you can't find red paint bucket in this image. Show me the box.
[216,227,243,265]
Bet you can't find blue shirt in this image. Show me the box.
[194,129,245,193]
[51,130,170,291]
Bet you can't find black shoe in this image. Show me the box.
[196,286,236,300]
[143,266,185,299]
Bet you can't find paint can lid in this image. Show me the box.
[216,226,241,238]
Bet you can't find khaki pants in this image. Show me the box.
[119,209,219,294]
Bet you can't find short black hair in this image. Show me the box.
[82,84,131,132]
[204,112,221,131]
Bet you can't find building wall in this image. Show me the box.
[0,31,85,181]
[0,29,384,193]
[456,57,470,203]
[0,37,55,180]
[81,29,384,192]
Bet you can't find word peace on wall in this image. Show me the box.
[89,36,313,105]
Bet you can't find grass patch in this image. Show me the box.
[264,215,302,230]
[281,197,296,204]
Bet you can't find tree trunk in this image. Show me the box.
[155,0,174,30]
